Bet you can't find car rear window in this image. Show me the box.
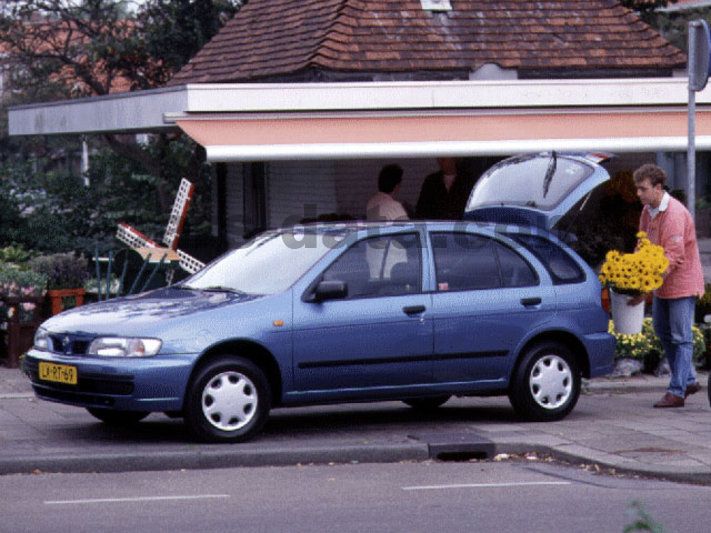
[506,233,585,285]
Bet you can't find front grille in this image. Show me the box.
[23,358,135,396]
[49,334,92,356]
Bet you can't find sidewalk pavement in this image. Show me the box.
[1,365,710,484]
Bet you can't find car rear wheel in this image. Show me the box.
[86,408,149,426]
[508,342,580,422]
[402,395,450,410]
[184,356,271,443]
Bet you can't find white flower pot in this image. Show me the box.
[610,290,645,334]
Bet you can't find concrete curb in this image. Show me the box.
[3,434,710,486]
[0,443,431,476]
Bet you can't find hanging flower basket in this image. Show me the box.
[609,289,645,334]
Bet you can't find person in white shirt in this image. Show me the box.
[366,164,409,222]
[365,164,409,279]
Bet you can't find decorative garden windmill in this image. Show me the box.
[116,178,206,275]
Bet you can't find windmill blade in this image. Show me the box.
[117,223,157,249]
[176,249,205,274]
[163,178,195,250]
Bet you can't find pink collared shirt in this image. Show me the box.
[639,194,705,299]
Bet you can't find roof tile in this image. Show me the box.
[169,0,685,84]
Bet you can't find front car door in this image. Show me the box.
[292,230,433,399]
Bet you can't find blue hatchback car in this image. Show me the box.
[23,152,615,442]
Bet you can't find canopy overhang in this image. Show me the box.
[9,78,711,161]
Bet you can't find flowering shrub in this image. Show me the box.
[0,264,47,324]
[609,318,707,367]
[598,232,668,296]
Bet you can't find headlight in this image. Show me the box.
[34,327,50,352]
[87,337,162,357]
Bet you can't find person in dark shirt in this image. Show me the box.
[415,157,475,220]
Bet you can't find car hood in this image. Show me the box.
[41,287,263,336]
[464,152,611,230]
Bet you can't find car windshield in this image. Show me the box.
[467,154,594,211]
[182,229,342,295]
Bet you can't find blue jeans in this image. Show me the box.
[652,296,698,399]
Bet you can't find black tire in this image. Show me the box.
[86,408,149,426]
[402,395,451,410]
[508,342,580,422]
[184,356,271,443]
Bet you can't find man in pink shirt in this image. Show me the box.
[633,164,706,408]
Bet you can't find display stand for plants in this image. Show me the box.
[47,288,85,316]
[2,295,44,368]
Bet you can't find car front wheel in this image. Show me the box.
[508,342,580,422]
[184,356,271,443]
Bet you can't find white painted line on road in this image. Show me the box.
[402,481,571,491]
[45,494,230,505]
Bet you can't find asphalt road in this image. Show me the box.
[2,460,711,533]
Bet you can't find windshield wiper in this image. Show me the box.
[542,150,557,198]
[198,286,248,295]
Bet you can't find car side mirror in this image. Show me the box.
[312,280,348,302]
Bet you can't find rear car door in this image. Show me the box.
[428,230,556,389]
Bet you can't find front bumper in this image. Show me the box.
[22,351,196,412]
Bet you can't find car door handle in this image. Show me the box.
[520,297,542,307]
[403,305,426,316]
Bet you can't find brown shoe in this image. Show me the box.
[653,392,685,408]
[685,382,701,399]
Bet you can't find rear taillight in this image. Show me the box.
[601,287,611,313]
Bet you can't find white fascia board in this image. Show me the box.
[183,78,711,113]
[8,85,188,136]
[10,77,711,137]
[206,136,711,162]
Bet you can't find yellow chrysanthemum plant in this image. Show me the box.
[598,232,669,297]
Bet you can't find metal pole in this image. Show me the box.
[688,22,699,219]
[689,87,696,219]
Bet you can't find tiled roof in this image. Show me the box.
[169,0,686,85]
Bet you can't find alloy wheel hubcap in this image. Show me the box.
[529,354,572,410]
[201,371,258,431]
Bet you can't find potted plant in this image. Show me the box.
[0,264,47,367]
[29,253,90,315]
[598,232,668,334]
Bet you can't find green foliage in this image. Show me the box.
[0,245,34,265]
[610,318,706,368]
[0,264,47,299]
[1,136,213,257]
[0,0,238,260]
[622,0,677,14]
[624,501,665,533]
[632,4,711,53]
[141,0,243,76]
[29,253,90,290]
[696,283,711,323]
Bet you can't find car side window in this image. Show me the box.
[431,232,538,291]
[322,233,422,299]
[506,233,585,285]
[495,241,539,287]
[431,233,499,291]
